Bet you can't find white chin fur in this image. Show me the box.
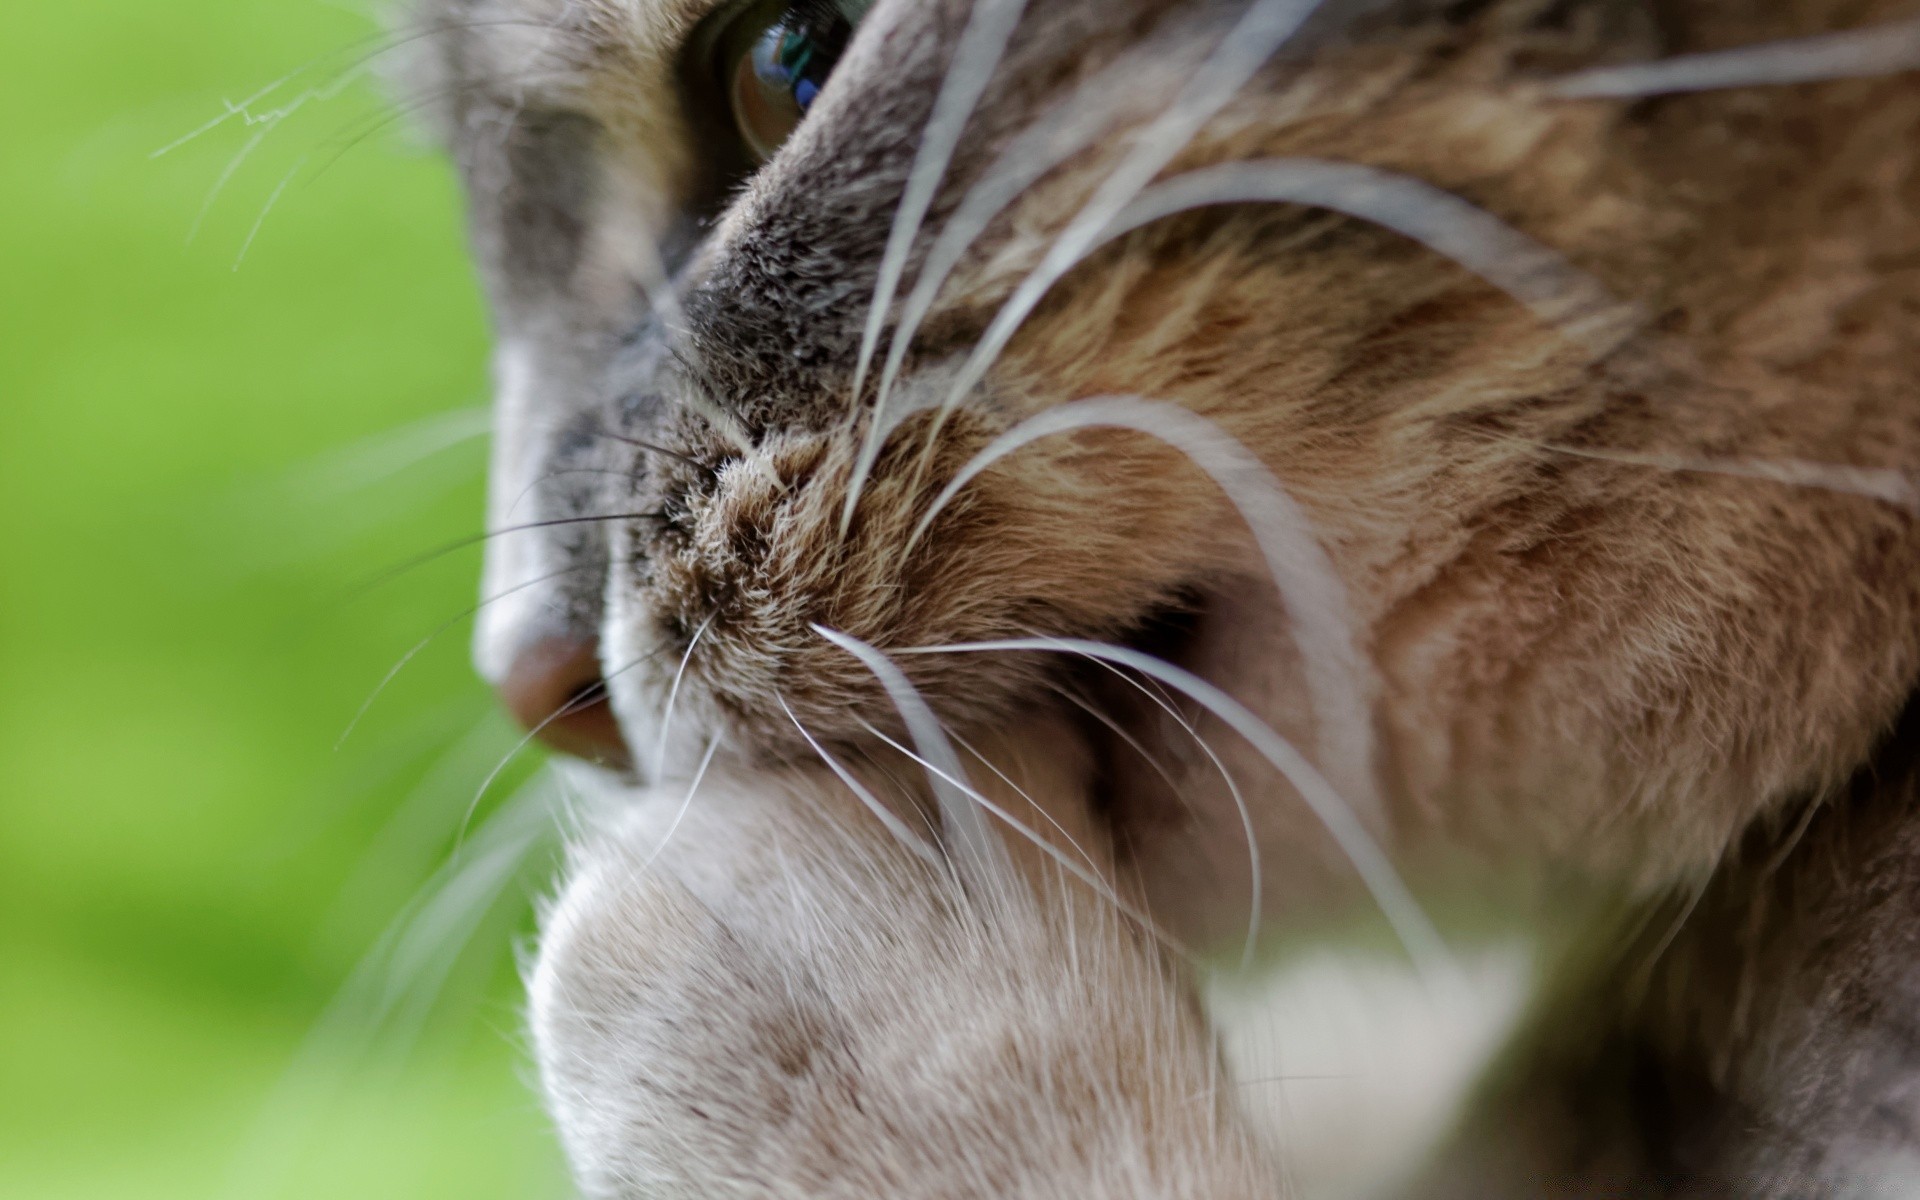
[1209,944,1532,1199]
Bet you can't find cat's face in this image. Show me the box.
[410,0,1920,936]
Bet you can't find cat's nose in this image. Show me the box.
[498,636,632,768]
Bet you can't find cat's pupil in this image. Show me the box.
[721,1,868,162]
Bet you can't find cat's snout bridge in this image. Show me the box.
[498,635,632,769]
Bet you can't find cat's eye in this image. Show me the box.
[695,0,874,163]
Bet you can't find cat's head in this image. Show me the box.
[407,0,1920,897]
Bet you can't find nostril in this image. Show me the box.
[498,636,632,769]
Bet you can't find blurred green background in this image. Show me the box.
[2,3,572,1196]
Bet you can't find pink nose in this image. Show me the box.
[498,636,632,768]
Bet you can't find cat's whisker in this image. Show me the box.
[345,510,668,602]
[596,250,747,453]
[224,770,561,1200]
[285,404,490,499]
[1092,158,1634,343]
[587,427,723,483]
[915,0,1328,461]
[180,41,574,257]
[514,415,718,487]
[677,386,754,456]
[328,51,603,175]
[897,636,1456,987]
[155,15,577,162]
[372,796,551,1048]
[905,395,1378,825]
[855,718,1182,952]
[233,153,307,269]
[454,646,671,854]
[183,47,393,247]
[1049,683,1188,802]
[841,48,1148,538]
[1517,439,1920,513]
[164,56,365,168]
[652,613,717,777]
[188,122,276,248]
[503,470,642,524]
[633,734,723,876]
[777,694,946,872]
[944,725,1105,877]
[894,157,1634,481]
[336,563,601,751]
[155,72,324,161]
[1553,17,1920,100]
[300,77,535,191]
[239,77,515,262]
[317,714,510,939]
[1063,655,1262,970]
[813,625,1011,891]
[839,0,1032,539]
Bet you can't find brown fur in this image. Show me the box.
[401,0,1920,1193]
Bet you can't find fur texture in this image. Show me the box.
[392,0,1920,1193]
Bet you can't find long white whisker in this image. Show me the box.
[335,563,592,750]
[812,624,1011,888]
[1526,440,1920,513]
[943,725,1103,875]
[454,647,666,852]
[1102,158,1631,339]
[154,20,538,159]
[373,798,546,1031]
[907,395,1378,816]
[188,122,272,246]
[907,159,1629,454]
[1051,683,1187,800]
[218,772,558,1199]
[842,0,1033,528]
[652,613,718,777]
[288,405,491,498]
[857,720,1178,949]
[637,734,722,873]
[1069,660,1263,969]
[316,714,507,938]
[381,774,559,1016]
[1553,17,1920,99]
[233,154,307,270]
[899,636,1455,983]
[924,0,1327,442]
[842,49,1150,530]
[777,694,945,870]
[156,74,315,160]
[185,58,371,246]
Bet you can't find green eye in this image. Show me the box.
[697,0,873,163]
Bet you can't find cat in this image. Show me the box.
[389,0,1920,1194]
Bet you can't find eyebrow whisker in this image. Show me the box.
[839,0,1034,538]
[1552,17,1920,99]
